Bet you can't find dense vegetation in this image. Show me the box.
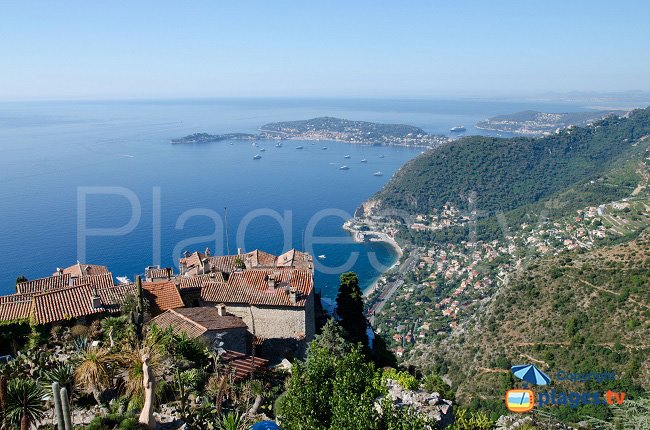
[376,107,650,237]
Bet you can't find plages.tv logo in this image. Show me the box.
[505,364,625,413]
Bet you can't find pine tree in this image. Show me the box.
[335,272,368,349]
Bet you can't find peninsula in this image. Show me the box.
[475,109,625,135]
[172,117,448,147]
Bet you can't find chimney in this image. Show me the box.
[85,265,91,275]
[289,286,297,305]
[267,274,277,289]
[183,251,190,258]
[166,267,172,280]
[205,247,211,257]
[56,268,63,275]
[91,295,102,309]
[216,304,226,316]
[237,248,242,255]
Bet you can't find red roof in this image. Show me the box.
[142,281,184,312]
[219,350,268,381]
[201,268,313,307]
[31,284,113,325]
[146,267,173,280]
[61,263,109,278]
[183,249,314,273]
[0,293,34,322]
[149,307,247,339]
[16,273,71,294]
[177,273,225,290]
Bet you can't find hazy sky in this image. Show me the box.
[1,1,649,100]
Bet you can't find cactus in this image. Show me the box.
[60,387,72,430]
[52,382,65,430]
[130,275,145,344]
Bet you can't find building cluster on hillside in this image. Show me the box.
[408,204,471,232]
[0,249,318,366]
[372,186,649,359]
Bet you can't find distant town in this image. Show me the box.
[171,116,449,147]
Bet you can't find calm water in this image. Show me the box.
[0,98,590,297]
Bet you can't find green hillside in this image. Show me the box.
[376,108,650,224]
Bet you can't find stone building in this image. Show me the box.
[177,249,316,360]
[149,306,249,354]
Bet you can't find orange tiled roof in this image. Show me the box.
[0,293,35,322]
[184,249,313,273]
[16,273,71,294]
[179,252,206,271]
[143,281,184,312]
[98,283,137,308]
[73,273,115,290]
[202,268,313,307]
[31,284,113,325]
[177,273,225,290]
[219,349,268,381]
[276,249,314,270]
[146,267,173,280]
[60,263,109,278]
[149,307,246,339]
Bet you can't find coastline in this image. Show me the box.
[342,218,403,297]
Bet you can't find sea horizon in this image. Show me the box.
[0,97,624,297]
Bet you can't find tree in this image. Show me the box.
[5,378,46,430]
[278,332,433,430]
[335,272,369,349]
[15,275,28,285]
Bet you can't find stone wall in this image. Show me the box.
[202,327,249,355]
[206,290,316,359]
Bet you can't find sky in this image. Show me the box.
[1,0,649,101]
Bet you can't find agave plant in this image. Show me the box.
[5,378,47,430]
[41,362,75,395]
[216,411,249,430]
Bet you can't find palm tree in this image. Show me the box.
[73,346,116,404]
[5,378,46,430]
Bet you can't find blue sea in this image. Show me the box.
[0,98,593,298]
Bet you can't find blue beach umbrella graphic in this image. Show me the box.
[511,364,551,386]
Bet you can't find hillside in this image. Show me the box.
[475,110,625,135]
[408,230,650,421]
[374,107,650,241]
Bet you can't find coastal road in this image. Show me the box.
[368,248,420,325]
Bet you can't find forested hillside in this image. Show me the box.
[376,108,650,221]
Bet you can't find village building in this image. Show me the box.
[150,306,248,354]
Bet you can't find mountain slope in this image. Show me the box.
[375,108,650,220]
[408,230,650,420]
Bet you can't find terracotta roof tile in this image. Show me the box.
[60,263,109,278]
[219,349,268,381]
[73,273,115,290]
[202,268,313,307]
[16,274,71,294]
[32,284,112,325]
[142,281,184,312]
[149,307,246,339]
[178,273,225,290]
[0,293,34,322]
[146,267,173,280]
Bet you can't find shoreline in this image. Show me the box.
[342,219,403,297]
